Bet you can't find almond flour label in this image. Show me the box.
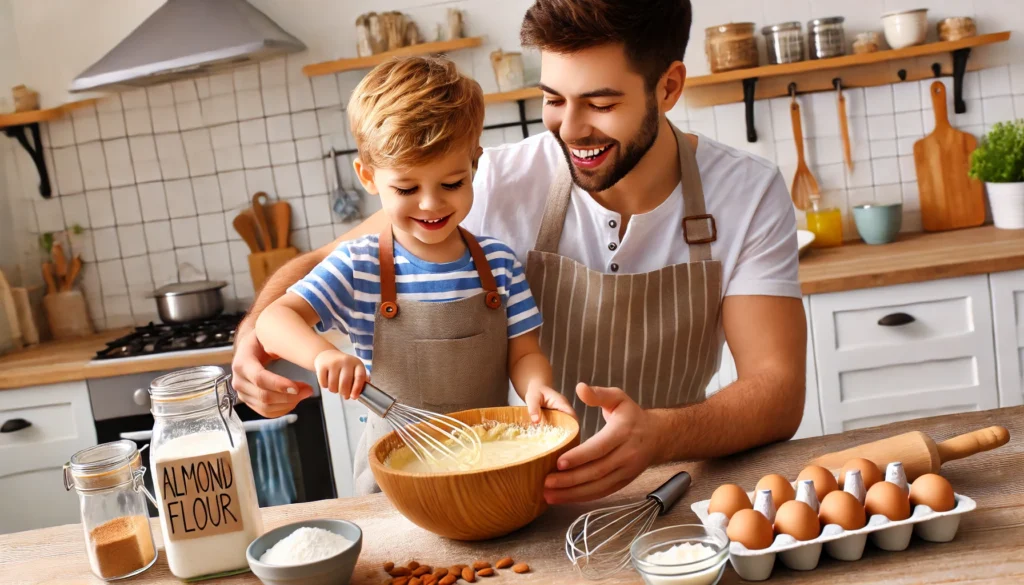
[156,450,243,541]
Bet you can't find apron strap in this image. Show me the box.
[532,122,716,261]
[673,124,716,262]
[460,227,503,310]
[377,226,502,318]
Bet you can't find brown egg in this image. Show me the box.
[910,473,956,512]
[726,508,774,550]
[774,500,820,541]
[865,481,911,520]
[755,473,795,506]
[819,490,866,530]
[839,458,882,489]
[708,483,752,519]
[797,465,839,502]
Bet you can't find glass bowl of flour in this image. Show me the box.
[246,519,362,585]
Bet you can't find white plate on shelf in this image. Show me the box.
[797,230,815,257]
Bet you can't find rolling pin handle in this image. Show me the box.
[935,426,1010,464]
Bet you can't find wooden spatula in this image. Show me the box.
[837,83,853,171]
[914,81,986,231]
[790,95,820,211]
[251,192,274,249]
[233,213,263,253]
[267,200,291,249]
[809,426,1010,482]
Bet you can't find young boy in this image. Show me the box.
[255,56,574,495]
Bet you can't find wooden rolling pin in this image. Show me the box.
[809,426,1010,481]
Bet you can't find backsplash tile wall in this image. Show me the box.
[0,2,1020,331]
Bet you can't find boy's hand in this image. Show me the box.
[525,381,577,424]
[313,349,367,400]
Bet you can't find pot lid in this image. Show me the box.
[808,16,845,26]
[762,21,802,34]
[152,280,228,297]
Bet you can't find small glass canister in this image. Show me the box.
[762,22,805,65]
[705,23,759,73]
[63,440,158,581]
[807,16,847,59]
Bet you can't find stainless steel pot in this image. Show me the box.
[152,281,227,323]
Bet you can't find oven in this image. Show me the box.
[87,360,335,516]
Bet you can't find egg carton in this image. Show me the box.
[690,486,975,581]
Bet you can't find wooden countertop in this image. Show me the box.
[0,328,233,390]
[2,406,1021,584]
[799,225,1024,295]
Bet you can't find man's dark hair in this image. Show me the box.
[520,0,693,90]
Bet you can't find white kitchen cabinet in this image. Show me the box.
[990,269,1024,408]
[0,381,96,534]
[709,297,823,440]
[810,275,999,434]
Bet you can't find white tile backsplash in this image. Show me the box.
[239,119,267,145]
[215,146,245,172]
[99,111,127,139]
[199,213,228,244]
[871,157,901,186]
[218,170,249,210]
[79,142,110,190]
[210,123,241,149]
[171,217,201,248]
[53,146,85,194]
[93,227,121,261]
[165,179,197,218]
[980,66,1012,97]
[262,85,290,116]
[151,105,180,134]
[982,96,1016,124]
[176,102,204,130]
[72,112,101,143]
[243,144,271,168]
[237,90,265,120]
[210,73,235,96]
[86,190,116,228]
[291,112,320,139]
[125,108,154,136]
[892,82,921,113]
[48,118,76,147]
[864,85,894,116]
[192,176,223,213]
[138,182,170,222]
[145,220,174,252]
[288,80,316,112]
[274,164,303,198]
[117,224,148,257]
[60,193,90,228]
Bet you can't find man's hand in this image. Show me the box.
[232,326,313,418]
[543,383,658,504]
[524,381,577,424]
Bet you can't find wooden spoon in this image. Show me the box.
[63,256,82,291]
[232,213,263,253]
[837,84,854,171]
[790,95,820,211]
[268,200,291,249]
[51,242,67,279]
[42,262,57,295]
[251,192,274,250]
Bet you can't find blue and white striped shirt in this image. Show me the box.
[287,234,543,372]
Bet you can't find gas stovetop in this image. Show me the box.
[93,313,244,360]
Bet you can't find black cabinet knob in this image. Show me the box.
[1,418,32,433]
[878,312,915,326]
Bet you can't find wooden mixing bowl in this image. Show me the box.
[369,406,580,541]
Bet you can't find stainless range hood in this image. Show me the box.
[70,0,306,93]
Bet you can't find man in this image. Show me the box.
[231,0,807,504]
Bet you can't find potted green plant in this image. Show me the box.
[969,119,1024,229]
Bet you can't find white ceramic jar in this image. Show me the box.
[882,8,929,49]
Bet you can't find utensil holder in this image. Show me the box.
[248,248,299,294]
[43,290,94,340]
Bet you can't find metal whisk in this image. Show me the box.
[566,471,692,580]
[358,381,482,467]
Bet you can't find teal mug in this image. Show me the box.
[853,203,903,245]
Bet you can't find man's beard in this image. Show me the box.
[556,98,660,193]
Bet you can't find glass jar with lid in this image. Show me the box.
[148,366,264,580]
[705,22,759,73]
[63,440,158,581]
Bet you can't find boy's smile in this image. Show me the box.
[355,146,478,263]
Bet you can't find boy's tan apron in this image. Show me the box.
[525,123,724,441]
[352,227,509,495]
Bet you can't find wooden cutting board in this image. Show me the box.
[913,81,986,231]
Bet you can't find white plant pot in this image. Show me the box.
[987,182,1024,230]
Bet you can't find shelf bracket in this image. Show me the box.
[481,99,542,139]
[743,77,759,142]
[2,122,51,198]
[951,47,971,115]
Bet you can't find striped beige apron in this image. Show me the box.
[351,226,509,495]
[525,124,723,440]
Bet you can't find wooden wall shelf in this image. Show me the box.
[683,31,1012,142]
[484,87,543,105]
[303,36,484,77]
[0,99,96,197]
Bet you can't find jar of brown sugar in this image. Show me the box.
[705,23,759,73]
[63,440,158,580]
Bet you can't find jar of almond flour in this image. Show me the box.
[148,366,264,580]
[63,440,159,580]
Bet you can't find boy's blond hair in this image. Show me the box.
[347,56,485,169]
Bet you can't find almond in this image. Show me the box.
[409,561,421,570]
[390,567,412,577]
[433,569,448,578]
[462,567,476,583]
[512,563,530,574]
[438,576,457,585]
[412,566,431,577]
[393,577,410,585]
[495,558,514,569]
[422,576,438,585]
[384,562,396,573]
[449,565,464,576]
[409,578,422,585]
[478,568,495,577]
[472,561,490,570]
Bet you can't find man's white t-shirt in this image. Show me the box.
[463,131,801,302]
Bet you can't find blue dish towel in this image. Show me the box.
[247,418,298,507]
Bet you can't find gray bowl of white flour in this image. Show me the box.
[246,519,362,585]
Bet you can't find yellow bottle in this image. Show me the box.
[805,199,843,248]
